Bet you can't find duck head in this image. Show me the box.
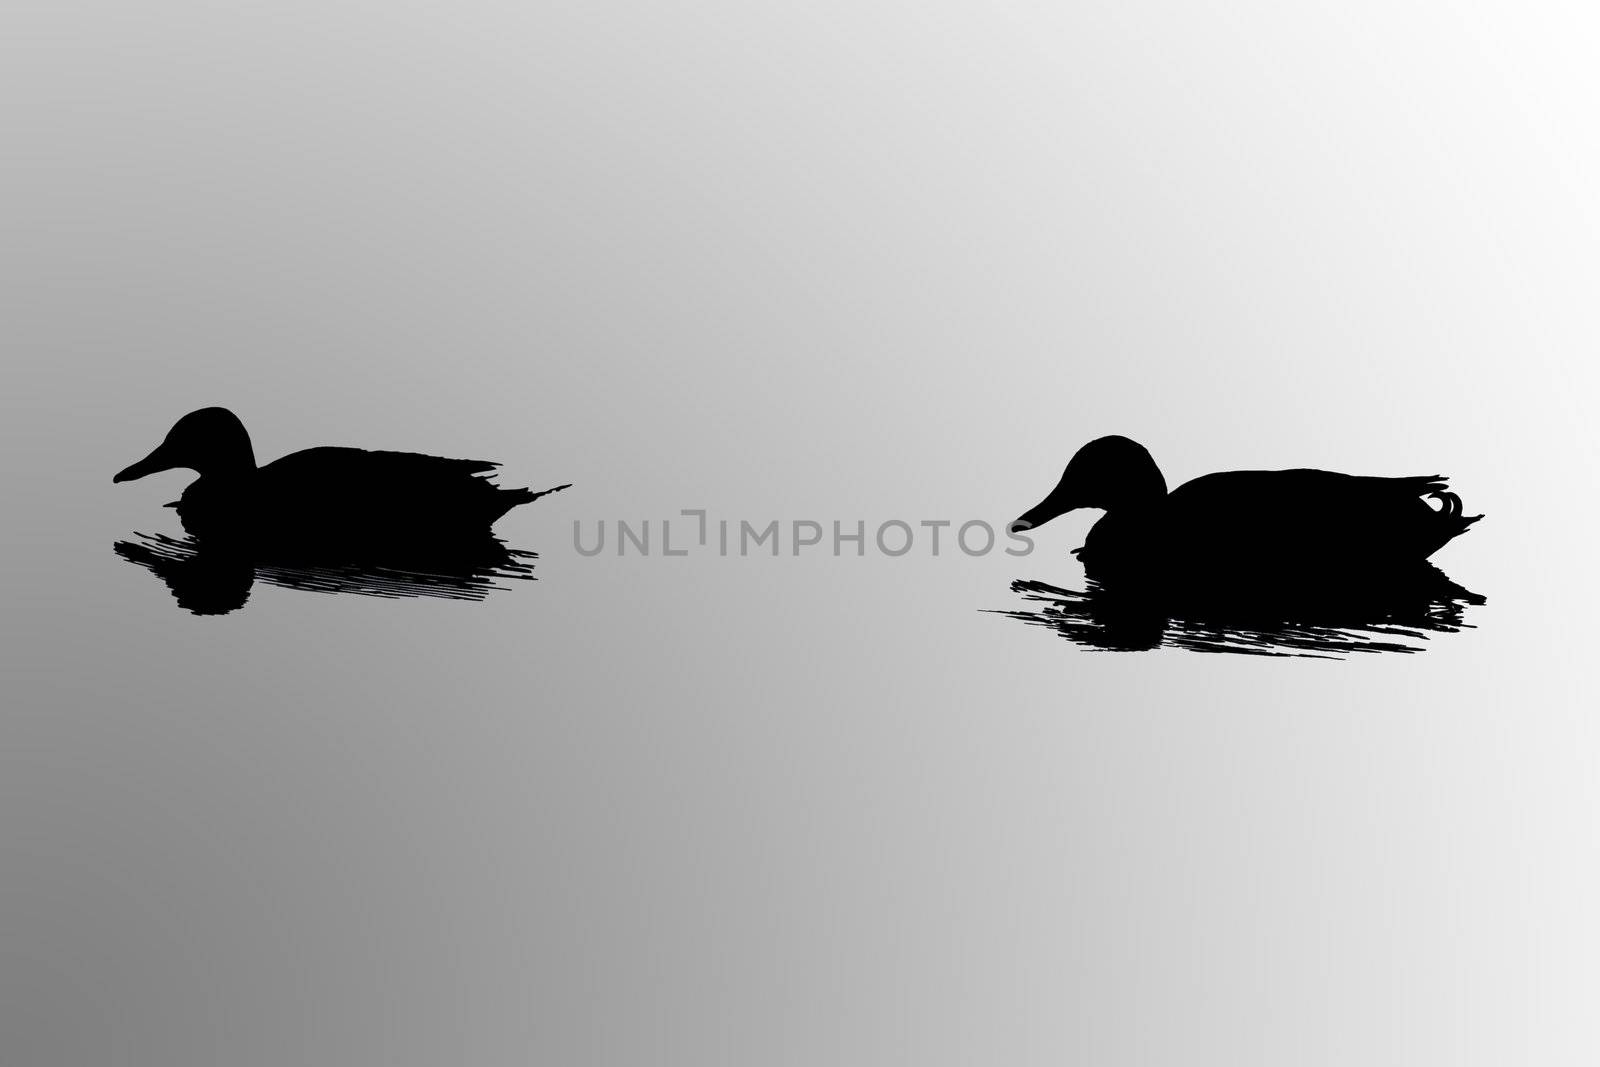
[1010,435,1168,533]
[115,407,257,484]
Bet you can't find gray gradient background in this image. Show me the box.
[5,1,1599,1064]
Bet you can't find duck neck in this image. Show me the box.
[192,437,257,480]
[1100,456,1166,513]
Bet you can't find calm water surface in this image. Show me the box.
[7,0,1600,1059]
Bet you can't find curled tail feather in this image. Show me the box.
[1427,489,1482,538]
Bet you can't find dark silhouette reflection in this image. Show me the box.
[113,407,567,614]
[999,562,1485,657]
[115,533,540,615]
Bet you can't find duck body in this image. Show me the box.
[171,447,542,549]
[1014,437,1480,579]
[117,408,568,555]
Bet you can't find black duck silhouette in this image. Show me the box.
[1011,435,1480,573]
[116,407,568,549]
[114,407,568,614]
[1002,436,1486,656]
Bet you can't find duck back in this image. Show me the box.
[1083,469,1479,573]
[176,447,541,551]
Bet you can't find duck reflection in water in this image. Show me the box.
[1001,436,1485,657]
[114,407,569,615]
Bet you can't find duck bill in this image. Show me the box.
[114,442,179,483]
[1009,494,1079,534]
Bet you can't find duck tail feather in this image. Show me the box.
[488,482,570,522]
[1428,490,1462,517]
[1431,489,1484,546]
[517,482,572,505]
